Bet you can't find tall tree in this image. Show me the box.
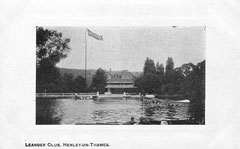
[187,60,205,124]
[164,57,175,87]
[141,57,158,93]
[155,62,165,94]
[143,57,156,76]
[156,62,164,76]
[36,58,62,92]
[36,27,70,92]
[165,57,174,75]
[91,68,107,94]
[36,27,70,67]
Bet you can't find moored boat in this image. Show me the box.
[145,94,155,99]
[175,99,190,103]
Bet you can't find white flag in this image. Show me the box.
[87,29,103,40]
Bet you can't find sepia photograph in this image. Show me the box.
[36,26,205,125]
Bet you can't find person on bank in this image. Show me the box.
[129,117,136,124]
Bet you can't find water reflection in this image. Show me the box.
[36,98,189,124]
[36,99,63,124]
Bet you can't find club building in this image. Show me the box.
[105,70,139,94]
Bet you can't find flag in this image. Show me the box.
[87,29,103,40]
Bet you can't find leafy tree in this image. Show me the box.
[141,58,158,93]
[187,60,205,124]
[165,57,174,76]
[143,57,156,76]
[134,75,144,93]
[61,73,74,92]
[36,27,71,92]
[161,83,174,95]
[36,27,70,66]
[135,56,205,124]
[180,63,195,77]
[52,73,87,93]
[72,75,87,92]
[91,68,107,94]
[178,63,196,95]
[164,57,175,86]
[156,62,165,94]
[156,62,164,76]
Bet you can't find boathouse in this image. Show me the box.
[105,70,138,94]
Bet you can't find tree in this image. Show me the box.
[135,56,205,124]
[161,83,174,95]
[187,60,205,124]
[156,62,164,76]
[36,58,62,92]
[143,57,156,76]
[36,27,70,67]
[143,57,157,93]
[180,63,195,77]
[164,57,175,86]
[134,57,158,94]
[91,68,107,94]
[134,75,145,93]
[156,62,165,94]
[36,27,71,92]
[178,60,205,123]
[72,75,87,92]
[165,57,174,76]
[61,73,74,92]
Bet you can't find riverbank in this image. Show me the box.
[99,94,141,98]
[36,93,188,102]
[36,93,141,99]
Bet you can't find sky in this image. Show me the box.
[44,26,205,72]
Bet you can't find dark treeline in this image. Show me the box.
[89,68,107,94]
[36,27,87,93]
[134,57,205,123]
[36,27,106,93]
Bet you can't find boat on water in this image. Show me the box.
[175,99,190,103]
[144,94,155,99]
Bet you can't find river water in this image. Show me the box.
[36,98,189,124]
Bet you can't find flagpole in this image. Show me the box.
[85,28,87,81]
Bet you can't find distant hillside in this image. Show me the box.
[58,67,142,86]
[58,68,96,86]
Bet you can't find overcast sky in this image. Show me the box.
[44,26,205,72]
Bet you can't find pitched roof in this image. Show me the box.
[108,78,133,83]
[107,70,142,78]
[107,71,122,76]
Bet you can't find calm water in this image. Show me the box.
[36,98,189,124]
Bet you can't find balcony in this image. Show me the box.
[105,84,136,88]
